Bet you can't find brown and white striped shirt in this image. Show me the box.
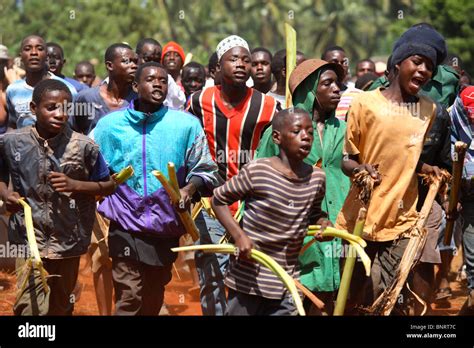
[213,158,326,299]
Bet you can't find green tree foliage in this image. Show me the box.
[0,0,471,78]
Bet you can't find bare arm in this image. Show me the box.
[211,197,253,258]
[0,181,21,213]
[48,172,116,196]
[341,154,381,183]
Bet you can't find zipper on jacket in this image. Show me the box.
[142,117,150,230]
[43,140,49,257]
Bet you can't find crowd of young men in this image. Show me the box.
[0,23,473,316]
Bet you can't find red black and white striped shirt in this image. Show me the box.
[187,86,277,182]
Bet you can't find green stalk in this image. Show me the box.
[114,165,134,185]
[307,227,367,248]
[171,244,306,315]
[333,208,367,316]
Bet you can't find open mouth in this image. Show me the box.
[152,90,163,98]
[299,144,311,153]
[234,72,247,78]
[410,77,425,89]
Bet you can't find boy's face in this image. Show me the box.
[182,67,205,96]
[21,36,47,73]
[273,113,314,160]
[31,90,71,138]
[46,46,64,75]
[316,69,341,112]
[218,47,251,87]
[356,61,375,77]
[251,51,272,85]
[133,66,168,106]
[74,64,95,87]
[163,51,183,74]
[107,47,138,83]
[397,54,433,96]
[138,43,162,65]
[323,50,348,79]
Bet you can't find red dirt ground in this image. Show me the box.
[0,251,468,316]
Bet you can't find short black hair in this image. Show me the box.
[251,47,273,61]
[136,38,161,54]
[20,35,44,50]
[271,49,286,77]
[321,45,345,60]
[135,61,167,81]
[272,107,310,132]
[182,62,206,77]
[357,58,375,66]
[32,79,72,105]
[104,43,133,63]
[75,60,95,72]
[46,42,64,57]
[462,71,472,84]
[208,52,218,71]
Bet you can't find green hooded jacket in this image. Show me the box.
[255,68,350,292]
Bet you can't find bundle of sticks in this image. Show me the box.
[368,169,451,316]
[333,167,379,315]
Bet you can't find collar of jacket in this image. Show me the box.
[31,124,72,149]
[125,100,167,125]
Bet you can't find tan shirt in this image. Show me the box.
[335,88,436,241]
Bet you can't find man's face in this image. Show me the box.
[31,89,71,137]
[21,36,47,73]
[397,54,433,96]
[133,66,168,106]
[46,46,64,75]
[218,46,251,87]
[273,113,314,161]
[182,67,205,97]
[251,51,272,85]
[324,50,348,79]
[107,48,138,83]
[356,61,375,78]
[138,43,162,65]
[316,69,341,112]
[74,65,95,87]
[163,51,183,74]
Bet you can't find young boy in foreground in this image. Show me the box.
[211,108,330,315]
[0,79,115,315]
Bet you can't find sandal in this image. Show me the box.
[434,287,452,302]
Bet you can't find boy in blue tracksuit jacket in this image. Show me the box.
[93,62,220,315]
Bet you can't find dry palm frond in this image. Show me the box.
[15,199,50,308]
[368,170,450,316]
[352,165,380,206]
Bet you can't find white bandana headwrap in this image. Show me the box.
[216,35,250,61]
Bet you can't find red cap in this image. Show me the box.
[162,41,185,63]
[461,86,474,121]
